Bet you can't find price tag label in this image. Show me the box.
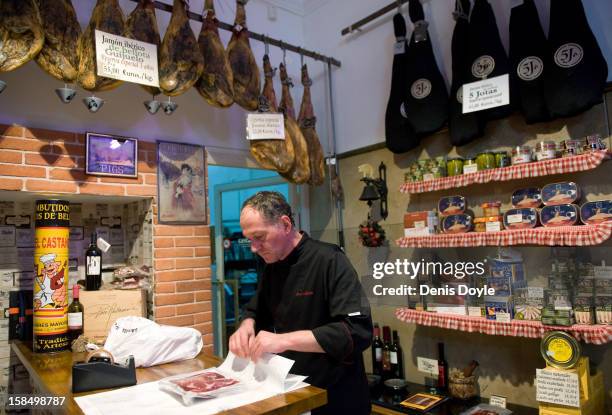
[423,173,434,181]
[463,164,478,174]
[468,306,483,317]
[417,357,439,376]
[490,395,507,408]
[507,213,523,224]
[394,41,405,55]
[462,74,510,114]
[486,221,501,232]
[594,265,612,279]
[528,287,544,298]
[536,368,580,408]
[496,312,511,322]
[246,113,285,140]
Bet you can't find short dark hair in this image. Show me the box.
[241,191,295,226]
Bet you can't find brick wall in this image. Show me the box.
[0,123,213,354]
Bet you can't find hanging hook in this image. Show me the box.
[397,0,401,13]
[298,47,304,67]
[281,41,287,65]
[264,34,269,56]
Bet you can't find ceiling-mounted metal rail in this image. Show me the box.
[128,0,341,67]
[341,0,409,36]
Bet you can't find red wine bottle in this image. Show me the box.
[85,232,102,290]
[390,330,404,379]
[437,342,448,390]
[372,323,383,375]
[382,326,392,379]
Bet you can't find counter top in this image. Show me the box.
[10,340,326,415]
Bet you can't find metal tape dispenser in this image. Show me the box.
[72,349,137,393]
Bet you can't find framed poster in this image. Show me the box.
[86,133,138,178]
[157,141,207,224]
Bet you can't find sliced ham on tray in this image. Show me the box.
[171,371,239,393]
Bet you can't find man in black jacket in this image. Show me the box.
[229,191,373,415]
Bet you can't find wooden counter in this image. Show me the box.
[10,340,326,415]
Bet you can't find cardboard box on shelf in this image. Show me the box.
[79,289,147,344]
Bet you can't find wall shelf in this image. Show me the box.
[396,222,612,248]
[395,308,612,345]
[399,150,610,194]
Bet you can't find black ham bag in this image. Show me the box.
[400,0,448,137]
[449,0,484,146]
[466,0,514,121]
[385,13,419,154]
[509,0,550,124]
[544,0,608,119]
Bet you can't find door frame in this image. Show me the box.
[211,175,307,355]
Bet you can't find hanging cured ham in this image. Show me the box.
[125,0,161,96]
[401,0,448,136]
[544,0,608,119]
[196,0,234,108]
[449,0,484,146]
[297,64,325,186]
[0,0,44,73]
[509,0,550,124]
[385,13,419,153]
[227,0,260,111]
[279,63,310,184]
[249,55,295,174]
[35,0,81,83]
[77,0,125,91]
[159,0,204,96]
[466,0,514,121]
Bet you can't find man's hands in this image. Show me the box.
[229,318,256,359]
[229,320,324,362]
[229,319,288,362]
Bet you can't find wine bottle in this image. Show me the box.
[390,330,404,379]
[382,326,392,379]
[372,323,383,375]
[437,342,448,390]
[67,285,84,343]
[86,232,102,290]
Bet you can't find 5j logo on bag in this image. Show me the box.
[554,43,583,68]
[517,56,544,81]
[411,78,432,99]
[472,55,495,79]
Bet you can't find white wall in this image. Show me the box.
[0,0,306,151]
[303,0,612,154]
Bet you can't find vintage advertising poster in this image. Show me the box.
[157,141,207,224]
[86,133,138,178]
[33,200,70,353]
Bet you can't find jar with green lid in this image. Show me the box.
[495,151,511,168]
[418,159,428,169]
[446,158,464,176]
[476,152,496,170]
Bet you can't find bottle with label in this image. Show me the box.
[372,323,383,375]
[67,285,84,343]
[437,342,448,390]
[390,330,404,379]
[382,326,392,379]
[86,232,102,290]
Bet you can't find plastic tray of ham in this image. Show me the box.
[159,369,243,405]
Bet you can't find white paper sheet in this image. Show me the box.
[75,352,310,415]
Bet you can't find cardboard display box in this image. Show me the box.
[79,289,147,344]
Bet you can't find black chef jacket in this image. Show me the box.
[243,233,373,415]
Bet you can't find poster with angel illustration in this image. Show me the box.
[157,141,207,224]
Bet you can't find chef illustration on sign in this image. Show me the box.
[34,253,67,309]
[229,191,373,415]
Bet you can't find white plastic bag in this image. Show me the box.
[104,316,203,367]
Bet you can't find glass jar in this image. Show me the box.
[476,152,496,170]
[463,158,477,174]
[535,141,557,161]
[481,201,502,217]
[446,158,464,177]
[564,138,585,155]
[511,145,532,165]
[495,151,511,168]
